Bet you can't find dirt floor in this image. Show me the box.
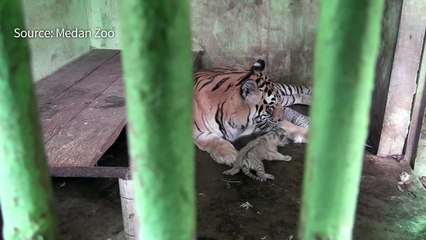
[2,129,425,240]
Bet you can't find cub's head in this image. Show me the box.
[272,127,289,146]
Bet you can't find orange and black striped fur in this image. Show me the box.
[193,59,311,165]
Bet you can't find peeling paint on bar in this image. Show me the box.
[118,0,195,239]
[299,0,385,239]
[0,1,58,239]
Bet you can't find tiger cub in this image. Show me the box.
[223,128,294,182]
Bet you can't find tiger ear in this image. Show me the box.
[250,59,266,71]
[241,80,261,103]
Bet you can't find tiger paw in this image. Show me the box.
[293,135,307,143]
[292,130,308,143]
[210,146,238,166]
[210,153,237,166]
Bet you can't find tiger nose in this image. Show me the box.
[271,107,284,122]
[271,116,280,123]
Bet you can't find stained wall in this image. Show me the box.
[22,0,91,81]
[367,0,403,152]
[191,0,318,85]
[45,0,319,85]
[87,0,120,49]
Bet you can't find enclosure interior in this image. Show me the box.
[11,0,426,239]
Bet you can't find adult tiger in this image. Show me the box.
[193,59,311,165]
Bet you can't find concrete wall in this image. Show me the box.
[67,0,318,85]
[191,0,318,85]
[22,0,91,81]
[87,0,120,49]
[367,0,403,153]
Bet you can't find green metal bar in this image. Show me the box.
[299,1,384,239]
[118,1,195,239]
[0,2,58,240]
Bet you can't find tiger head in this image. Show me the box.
[193,58,302,141]
[239,59,285,132]
[193,58,310,164]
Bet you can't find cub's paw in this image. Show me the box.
[265,173,275,180]
[260,174,275,182]
[280,155,292,161]
[223,168,240,175]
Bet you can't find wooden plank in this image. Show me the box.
[406,34,426,165]
[377,0,426,156]
[45,79,126,167]
[49,166,130,178]
[40,54,122,143]
[36,49,119,106]
[367,0,403,153]
[412,34,426,174]
[43,50,202,168]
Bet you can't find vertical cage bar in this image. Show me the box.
[299,0,385,239]
[118,1,195,240]
[0,2,58,239]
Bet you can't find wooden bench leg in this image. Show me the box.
[119,178,135,240]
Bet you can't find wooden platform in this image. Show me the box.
[37,49,203,177]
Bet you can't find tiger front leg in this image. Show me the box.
[210,143,238,166]
[193,132,238,165]
[277,118,309,143]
